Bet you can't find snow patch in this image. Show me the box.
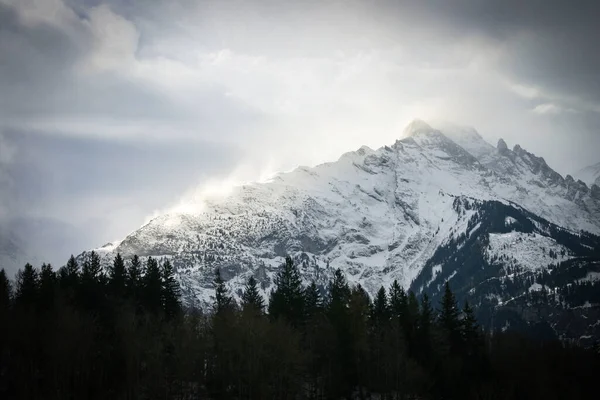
[485,232,573,271]
[504,216,517,227]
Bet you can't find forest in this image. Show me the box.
[0,253,599,400]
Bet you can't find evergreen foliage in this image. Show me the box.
[241,275,264,313]
[161,259,181,319]
[1,253,598,400]
[268,256,305,327]
[213,268,233,313]
[108,253,126,298]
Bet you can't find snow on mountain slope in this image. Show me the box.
[485,232,573,271]
[574,162,600,187]
[87,120,600,308]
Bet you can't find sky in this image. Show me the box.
[1,0,600,273]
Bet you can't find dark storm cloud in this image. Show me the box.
[373,0,600,109]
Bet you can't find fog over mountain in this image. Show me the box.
[1,0,600,274]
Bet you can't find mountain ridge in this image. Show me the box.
[77,120,600,343]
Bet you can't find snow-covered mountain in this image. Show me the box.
[85,120,600,343]
[574,162,600,187]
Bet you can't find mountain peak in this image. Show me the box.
[497,138,508,151]
[403,119,434,137]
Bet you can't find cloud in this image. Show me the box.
[532,103,577,115]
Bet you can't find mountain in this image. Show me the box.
[574,161,600,187]
[84,120,600,344]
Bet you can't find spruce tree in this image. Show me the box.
[127,255,142,300]
[38,263,57,309]
[439,281,461,351]
[143,257,163,314]
[371,286,389,327]
[304,281,323,320]
[241,275,264,313]
[461,300,479,348]
[81,251,103,283]
[81,251,105,310]
[108,253,127,298]
[419,293,434,336]
[161,259,181,319]
[0,268,11,312]
[15,263,38,308]
[417,292,435,364]
[389,279,407,321]
[62,254,80,291]
[268,256,305,327]
[326,268,351,318]
[214,268,233,314]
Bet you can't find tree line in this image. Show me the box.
[0,254,599,399]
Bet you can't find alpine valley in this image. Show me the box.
[85,120,600,345]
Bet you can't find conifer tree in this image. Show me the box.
[389,280,407,321]
[127,255,142,299]
[81,251,105,310]
[461,300,479,348]
[439,281,462,352]
[419,293,434,337]
[214,268,233,314]
[326,268,351,318]
[416,292,435,364]
[371,286,389,327]
[38,263,56,309]
[81,251,102,281]
[15,263,38,307]
[143,257,163,314]
[161,259,181,319]
[62,254,80,291]
[268,256,305,327]
[108,253,127,298]
[0,268,11,312]
[304,281,323,320]
[241,275,264,313]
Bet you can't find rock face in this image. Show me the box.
[85,120,600,344]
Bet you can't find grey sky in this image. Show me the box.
[1,0,599,273]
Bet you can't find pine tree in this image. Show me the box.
[108,253,127,298]
[268,256,305,327]
[38,263,57,309]
[15,263,39,308]
[389,279,407,321]
[62,254,80,291]
[81,251,105,310]
[81,251,101,282]
[461,300,479,349]
[0,268,11,312]
[439,281,462,352]
[127,255,143,300]
[161,259,181,319]
[416,292,435,364]
[326,268,351,318]
[419,293,434,336]
[241,275,264,313]
[371,286,389,327]
[304,281,323,320]
[143,257,163,314]
[214,268,233,314]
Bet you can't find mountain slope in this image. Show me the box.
[85,120,600,342]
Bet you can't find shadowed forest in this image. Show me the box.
[0,253,598,399]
